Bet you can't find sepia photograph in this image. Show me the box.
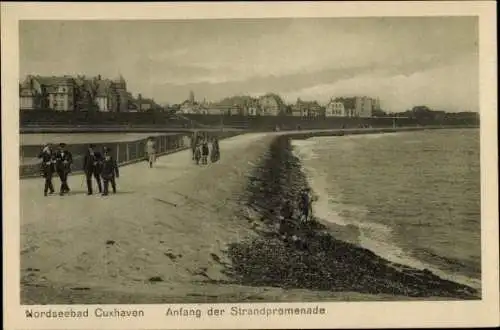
[2,2,498,329]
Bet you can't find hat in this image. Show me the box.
[89,144,96,148]
[59,143,66,147]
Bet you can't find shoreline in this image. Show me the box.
[21,129,480,304]
[290,133,481,291]
[224,134,480,299]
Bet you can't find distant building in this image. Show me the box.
[95,76,116,112]
[246,103,260,116]
[210,95,260,116]
[291,98,322,118]
[372,98,381,112]
[180,91,206,114]
[205,105,239,116]
[332,96,377,118]
[133,93,161,112]
[20,75,75,111]
[356,96,373,118]
[258,93,285,116]
[179,100,212,114]
[19,78,37,110]
[179,100,196,114]
[89,75,130,112]
[205,106,227,115]
[325,99,346,117]
[19,74,131,112]
[238,99,260,116]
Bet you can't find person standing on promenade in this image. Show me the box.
[38,143,56,196]
[201,139,210,165]
[190,133,197,160]
[55,143,73,196]
[210,137,220,163]
[83,144,103,195]
[100,146,119,196]
[145,137,156,168]
[194,143,202,165]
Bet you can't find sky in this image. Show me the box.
[19,17,479,112]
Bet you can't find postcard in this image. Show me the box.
[2,1,498,329]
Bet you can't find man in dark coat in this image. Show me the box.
[210,137,220,163]
[194,144,202,165]
[55,143,73,196]
[38,143,56,196]
[190,133,197,160]
[83,144,103,195]
[201,140,209,165]
[101,146,119,196]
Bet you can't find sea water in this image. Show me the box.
[291,129,481,289]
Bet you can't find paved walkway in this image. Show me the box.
[21,132,268,224]
[21,132,273,295]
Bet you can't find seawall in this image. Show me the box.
[224,128,480,299]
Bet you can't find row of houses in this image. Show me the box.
[178,92,381,118]
[177,93,284,116]
[19,75,381,117]
[19,75,160,113]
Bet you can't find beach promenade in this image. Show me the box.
[20,128,478,304]
[21,133,276,302]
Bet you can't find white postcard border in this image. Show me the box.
[2,2,498,329]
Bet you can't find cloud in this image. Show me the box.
[282,53,478,112]
[20,18,479,111]
[144,51,463,104]
[132,16,478,86]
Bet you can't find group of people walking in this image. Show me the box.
[37,134,221,196]
[191,134,220,166]
[38,142,73,196]
[38,143,119,197]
